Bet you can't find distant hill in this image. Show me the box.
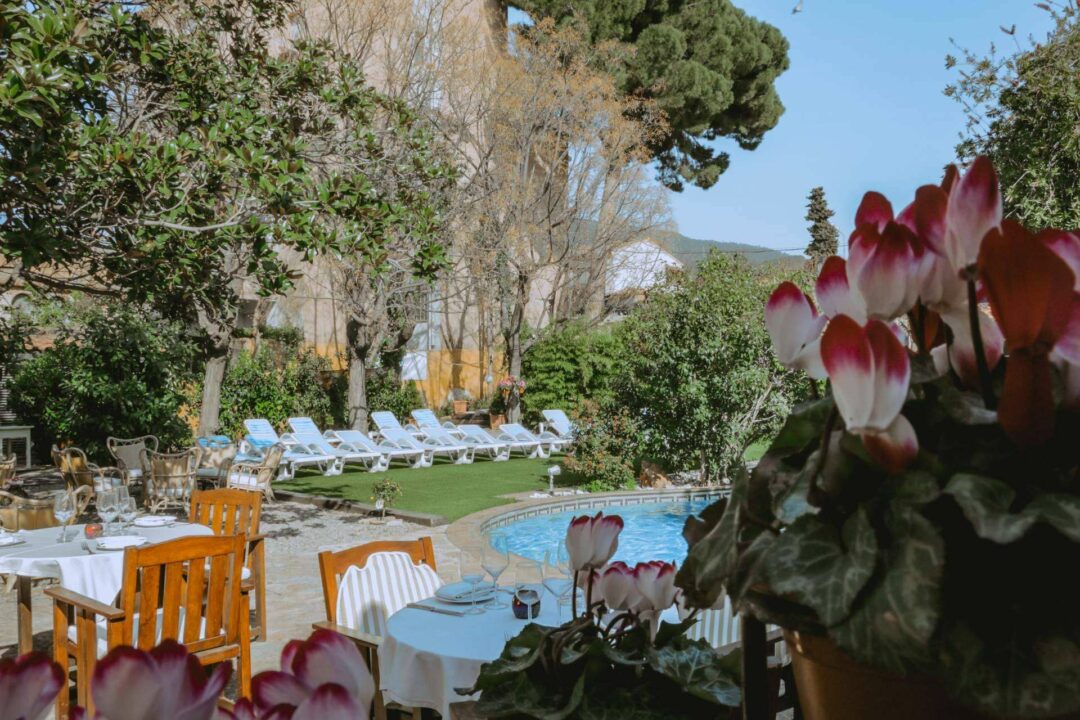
[655,230,805,269]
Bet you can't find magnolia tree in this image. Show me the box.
[0,630,374,720]
[469,512,742,718]
[679,156,1080,716]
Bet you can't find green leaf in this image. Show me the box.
[832,507,944,674]
[764,508,877,626]
[940,387,998,425]
[944,474,1037,543]
[676,474,745,609]
[1026,494,1080,543]
[646,637,742,707]
[472,670,586,720]
[576,692,675,720]
[765,396,834,458]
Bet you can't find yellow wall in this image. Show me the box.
[413,348,504,408]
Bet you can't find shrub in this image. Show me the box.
[612,254,811,481]
[6,299,197,462]
[216,347,338,439]
[562,404,644,492]
[365,367,423,422]
[521,322,620,421]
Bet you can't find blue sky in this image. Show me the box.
[665,0,1055,255]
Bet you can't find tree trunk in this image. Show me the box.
[198,348,229,436]
[348,350,370,431]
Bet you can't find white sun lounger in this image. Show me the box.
[421,423,508,462]
[497,423,569,457]
[371,411,420,436]
[468,424,542,459]
[239,419,336,480]
[380,426,473,465]
[540,409,577,442]
[290,416,427,470]
[290,430,387,474]
[410,409,465,438]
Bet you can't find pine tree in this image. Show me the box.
[805,186,839,265]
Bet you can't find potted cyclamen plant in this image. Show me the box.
[677,156,1080,719]
[468,512,744,718]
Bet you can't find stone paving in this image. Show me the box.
[0,500,459,673]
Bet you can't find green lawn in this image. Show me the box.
[743,440,770,462]
[277,457,562,521]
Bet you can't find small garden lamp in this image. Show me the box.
[547,465,561,493]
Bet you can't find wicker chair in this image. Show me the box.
[195,436,238,487]
[142,448,200,513]
[226,443,284,501]
[0,454,17,491]
[105,435,158,485]
[0,487,93,531]
[52,447,125,495]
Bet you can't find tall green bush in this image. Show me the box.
[216,347,340,439]
[521,321,620,421]
[6,300,197,462]
[562,403,644,492]
[365,367,424,422]
[611,254,808,481]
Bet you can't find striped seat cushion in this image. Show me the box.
[686,596,741,648]
[335,552,442,637]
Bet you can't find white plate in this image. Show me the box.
[435,582,496,604]
[133,516,175,528]
[96,536,149,551]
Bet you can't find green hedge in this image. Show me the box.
[521,321,620,422]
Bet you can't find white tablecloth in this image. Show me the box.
[378,590,565,718]
[0,523,213,604]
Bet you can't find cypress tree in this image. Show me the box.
[805,186,839,265]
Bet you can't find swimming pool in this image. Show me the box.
[486,496,716,566]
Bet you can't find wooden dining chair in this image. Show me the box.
[190,488,267,641]
[315,538,440,720]
[46,534,250,717]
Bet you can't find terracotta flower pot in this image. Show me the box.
[489,414,506,429]
[785,630,1080,720]
[453,400,469,415]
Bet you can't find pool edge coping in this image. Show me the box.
[445,486,731,559]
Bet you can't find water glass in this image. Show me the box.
[482,537,510,610]
[459,551,486,616]
[119,497,138,529]
[98,490,119,535]
[542,550,572,622]
[53,491,74,542]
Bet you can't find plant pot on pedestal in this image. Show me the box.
[453,400,468,416]
[489,413,506,429]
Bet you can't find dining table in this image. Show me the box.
[378,588,565,719]
[0,520,213,654]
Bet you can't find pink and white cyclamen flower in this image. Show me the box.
[820,315,918,473]
[249,628,375,720]
[765,282,827,378]
[944,155,1002,275]
[0,652,64,720]
[565,512,624,571]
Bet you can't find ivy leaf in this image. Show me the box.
[764,508,877,626]
[467,623,548,690]
[940,387,998,425]
[765,396,834,458]
[676,475,745,609]
[1026,494,1080,542]
[944,474,1037,544]
[646,637,742,707]
[576,692,674,720]
[832,508,944,674]
[472,670,586,720]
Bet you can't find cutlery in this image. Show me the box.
[406,602,466,617]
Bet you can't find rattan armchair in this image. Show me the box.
[0,486,92,531]
[226,443,284,501]
[0,453,17,491]
[141,447,200,513]
[105,435,158,485]
[52,446,125,496]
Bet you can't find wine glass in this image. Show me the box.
[542,550,570,622]
[119,497,138,530]
[482,536,510,610]
[53,491,74,542]
[98,489,118,536]
[459,551,486,616]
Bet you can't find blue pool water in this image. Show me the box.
[487,498,715,566]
